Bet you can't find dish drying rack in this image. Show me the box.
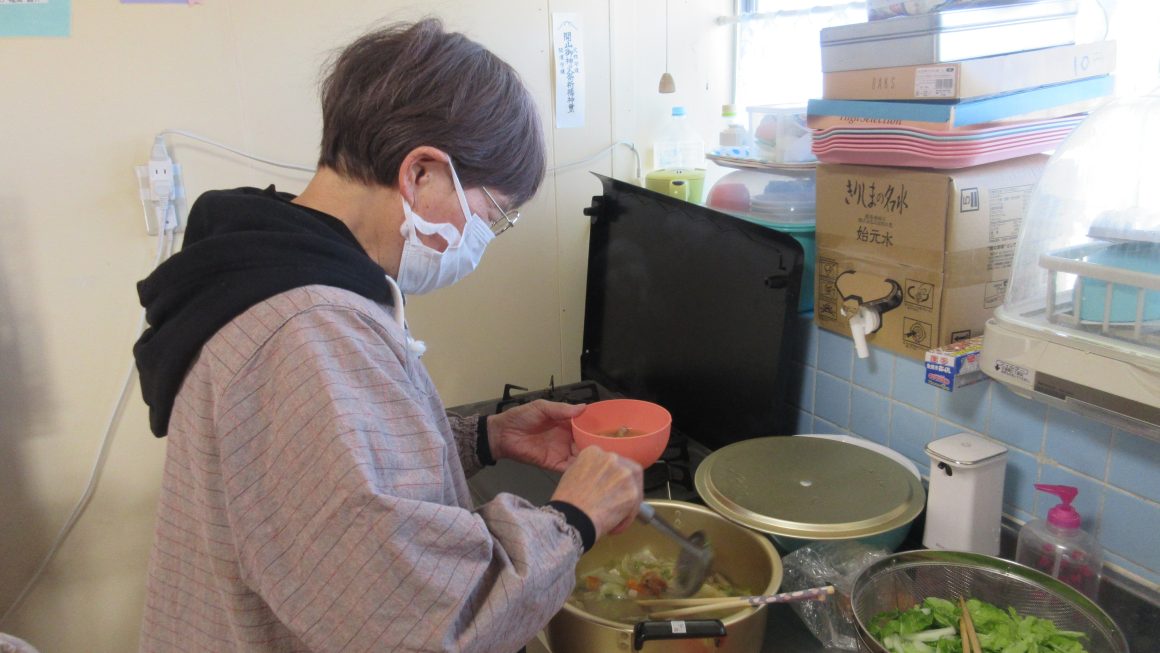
[1040,241,1160,347]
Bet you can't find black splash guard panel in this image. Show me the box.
[581,174,804,450]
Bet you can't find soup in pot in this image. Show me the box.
[567,547,748,624]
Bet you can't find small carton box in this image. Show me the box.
[814,155,1047,359]
[820,41,1116,101]
[925,336,985,391]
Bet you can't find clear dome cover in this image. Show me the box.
[706,168,816,226]
[996,89,1160,358]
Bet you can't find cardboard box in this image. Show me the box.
[925,337,985,391]
[814,156,1048,359]
[822,41,1116,101]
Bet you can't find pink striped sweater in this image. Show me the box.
[140,286,582,652]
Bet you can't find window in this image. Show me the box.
[731,1,867,109]
[1096,0,1160,97]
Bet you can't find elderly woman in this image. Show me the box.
[133,19,642,653]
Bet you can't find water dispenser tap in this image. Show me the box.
[835,272,903,359]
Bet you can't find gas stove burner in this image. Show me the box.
[641,435,695,496]
[644,459,694,497]
[495,376,602,413]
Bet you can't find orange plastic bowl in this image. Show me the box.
[571,399,672,467]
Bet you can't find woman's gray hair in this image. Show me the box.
[318,18,546,206]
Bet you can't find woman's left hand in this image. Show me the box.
[487,400,585,473]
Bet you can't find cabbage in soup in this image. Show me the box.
[567,547,747,624]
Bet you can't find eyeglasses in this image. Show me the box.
[481,186,520,236]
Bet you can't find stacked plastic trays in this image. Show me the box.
[810,1,1111,169]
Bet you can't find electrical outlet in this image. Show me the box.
[134,162,185,235]
[149,160,173,188]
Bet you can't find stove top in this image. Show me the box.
[498,378,603,412]
[449,377,610,415]
[451,378,708,505]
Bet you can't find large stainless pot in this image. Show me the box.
[546,500,782,652]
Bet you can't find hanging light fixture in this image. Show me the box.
[659,0,676,93]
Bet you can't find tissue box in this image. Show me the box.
[925,337,984,391]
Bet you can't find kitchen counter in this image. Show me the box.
[761,602,836,652]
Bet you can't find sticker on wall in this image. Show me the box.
[0,0,70,38]
[552,12,585,129]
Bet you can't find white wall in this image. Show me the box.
[0,1,731,651]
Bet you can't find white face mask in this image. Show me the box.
[397,160,496,295]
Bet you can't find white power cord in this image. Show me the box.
[550,140,642,183]
[0,226,173,628]
[163,129,640,179]
[2,130,304,626]
[158,129,316,172]
[1,131,304,626]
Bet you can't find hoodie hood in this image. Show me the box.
[133,186,392,437]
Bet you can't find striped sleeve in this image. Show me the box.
[446,413,486,478]
[216,304,581,653]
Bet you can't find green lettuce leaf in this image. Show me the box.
[869,597,1090,653]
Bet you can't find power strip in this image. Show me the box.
[134,138,186,235]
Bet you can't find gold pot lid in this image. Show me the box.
[695,437,925,540]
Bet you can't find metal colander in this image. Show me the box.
[850,550,1128,653]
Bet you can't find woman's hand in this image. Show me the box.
[487,399,585,473]
[552,447,643,538]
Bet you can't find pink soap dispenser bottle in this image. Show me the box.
[1015,484,1103,600]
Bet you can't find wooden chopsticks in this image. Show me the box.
[637,585,835,620]
[959,597,982,653]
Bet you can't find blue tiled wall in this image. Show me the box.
[785,314,1160,588]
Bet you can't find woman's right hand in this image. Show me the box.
[550,447,643,539]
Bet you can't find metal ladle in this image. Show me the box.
[636,503,714,597]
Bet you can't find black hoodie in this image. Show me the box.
[133,186,392,437]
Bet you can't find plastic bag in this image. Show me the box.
[780,541,891,651]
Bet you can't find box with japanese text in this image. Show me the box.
[924,336,985,391]
[814,156,1047,359]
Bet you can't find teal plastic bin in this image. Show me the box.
[707,168,816,312]
[1077,241,1160,323]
